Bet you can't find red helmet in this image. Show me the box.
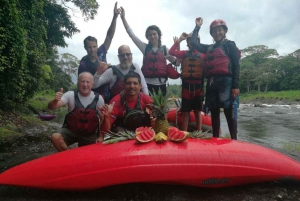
[209,19,228,35]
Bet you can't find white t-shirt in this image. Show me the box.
[61,91,104,112]
[93,63,149,95]
[126,27,180,85]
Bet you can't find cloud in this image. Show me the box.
[58,0,300,85]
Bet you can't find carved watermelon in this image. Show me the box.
[135,127,155,143]
[168,127,189,142]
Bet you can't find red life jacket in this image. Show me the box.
[112,91,151,131]
[181,51,204,84]
[109,65,136,100]
[63,91,100,136]
[141,45,168,79]
[204,40,240,77]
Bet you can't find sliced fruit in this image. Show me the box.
[135,126,155,143]
[155,132,168,143]
[168,127,189,142]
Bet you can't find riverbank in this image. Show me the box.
[1,100,300,200]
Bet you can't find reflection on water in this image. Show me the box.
[220,104,300,161]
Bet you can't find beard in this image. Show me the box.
[120,62,132,69]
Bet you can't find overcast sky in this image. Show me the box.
[58,0,300,84]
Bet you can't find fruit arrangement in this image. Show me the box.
[103,125,210,145]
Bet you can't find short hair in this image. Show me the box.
[145,25,162,47]
[78,72,93,82]
[84,36,97,47]
[124,71,141,84]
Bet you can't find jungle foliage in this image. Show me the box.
[0,0,98,109]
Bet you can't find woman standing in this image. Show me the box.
[120,7,178,96]
[191,17,240,140]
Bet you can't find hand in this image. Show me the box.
[54,88,63,101]
[173,36,179,43]
[98,101,115,119]
[120,6,125,18]
[231,88,240,99]
[113,2,121,17]
[179,32,189,41]
[96,61,109,75]
[195,17,203,27]
[96,136,104,143]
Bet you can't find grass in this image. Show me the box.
[283,142,300,152]
[28,90,55,111]
[240,90,300,103]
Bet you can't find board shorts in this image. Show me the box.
[181,83,203,112]
[205,76,232,109]
[54,127,98,147]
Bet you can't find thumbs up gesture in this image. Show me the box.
[55,88,64,101]
[98,101,115,119]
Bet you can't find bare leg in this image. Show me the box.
[181,112,190,131]
[194,110,202,131]
[51,133,68,152]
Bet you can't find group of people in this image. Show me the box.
[48,2,240,152]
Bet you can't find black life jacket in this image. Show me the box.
[204,40,241,77]
[109,65,136,100]
[81,56,110,103]
[63,90,100,136]
[113,91,151,131]
[142,44,168,80]
[181,50,204,84]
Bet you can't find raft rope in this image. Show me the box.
[175,108,179,128]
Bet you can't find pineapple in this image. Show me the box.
[150,89,170,135]
[189,130,211,139]
[103,130,135,144]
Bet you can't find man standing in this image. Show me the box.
[100,71,152,133]
[93,45,148,101]
[78,2,121,102]
[48,72,106,152]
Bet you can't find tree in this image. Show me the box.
[58,53,79,77]
[0,0,99,108]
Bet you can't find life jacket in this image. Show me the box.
[63,90,100,136]
[204,40,241,77]
[81,56,110,103]
[181,51,204,84]
[113,91,151,131]
[141,45,168,80]
[109,65,136,100]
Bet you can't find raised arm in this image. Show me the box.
[120,7,147,54]
[93,65,114,89]
[169,33,189,59]
[48,88,66,110]
[191,17,209,53]
[103,2,121,51]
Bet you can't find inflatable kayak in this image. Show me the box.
[0,138,299,190]
[167,108,212,131]
[36,114,56,121]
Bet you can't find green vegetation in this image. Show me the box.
[283,142,300,152]
[240,90,300,103]
[0,0,98,109]
[29,90,55,111]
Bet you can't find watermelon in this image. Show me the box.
[135,126,155,143]
[168,127,189,142]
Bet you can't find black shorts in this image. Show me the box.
[147,83,167,96]
[181,95,203,112]
[54,128,98,147]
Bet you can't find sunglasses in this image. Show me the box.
[118,53,132,58]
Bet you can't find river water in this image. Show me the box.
[0,104,300,200]
[219,104,300,161]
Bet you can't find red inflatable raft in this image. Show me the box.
[0,138,299,190]
[167,108,212,131]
